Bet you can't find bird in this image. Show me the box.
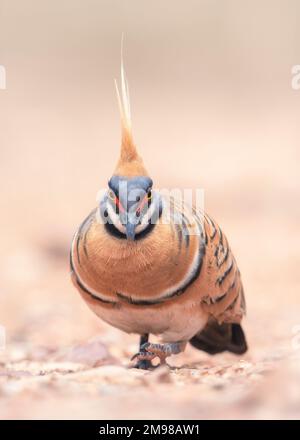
[70,59,247,369]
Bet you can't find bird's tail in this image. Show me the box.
[189,319,248,355]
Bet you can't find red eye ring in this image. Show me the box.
[115,196,125,213]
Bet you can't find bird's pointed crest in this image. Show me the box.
[114,36,148,177]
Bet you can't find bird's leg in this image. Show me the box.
[131,334,155,370]
[141,341,187,365]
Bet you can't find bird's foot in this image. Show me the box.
[139,341,185,365]
[131,351,155,370]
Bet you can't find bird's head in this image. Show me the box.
[100,174,162,241]
[99,61,162,241]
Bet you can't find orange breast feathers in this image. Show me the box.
[71,202,245,327]
[70,202,203,304]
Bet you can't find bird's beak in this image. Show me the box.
[126,221,136,241]
[119,211,137,241]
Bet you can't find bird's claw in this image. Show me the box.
[131,351,155,362]
[142,341,184,361]
[139,342,170,364]
[131,341,185,369]
[130,350,156,370]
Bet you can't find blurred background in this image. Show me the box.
[0,0,300,419]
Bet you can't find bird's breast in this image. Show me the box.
[71,208,205,305]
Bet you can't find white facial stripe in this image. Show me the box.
[107,203,126,234]
[135,201,157,234]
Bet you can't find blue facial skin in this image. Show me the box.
[100,175,162,240]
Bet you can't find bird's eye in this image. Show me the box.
[108,189,115,201]
[147,189,152,200]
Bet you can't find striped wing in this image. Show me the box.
[199,212,246,325]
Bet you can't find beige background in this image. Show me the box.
[0,0,300,419]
